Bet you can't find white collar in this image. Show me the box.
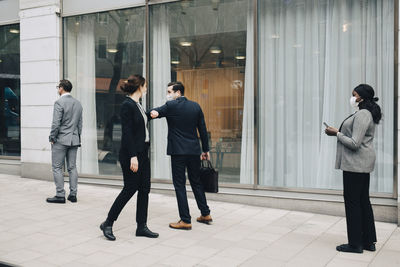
[60,92,71,98]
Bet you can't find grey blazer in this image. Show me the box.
[335,109,376,173]
[49,94,83,146]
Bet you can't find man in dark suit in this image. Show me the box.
[47,80,82,204]
[150,82,212,230]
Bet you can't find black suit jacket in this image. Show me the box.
[152,96,209,155]
[119,97,150,159]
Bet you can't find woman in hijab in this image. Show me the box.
[325,84,381,253]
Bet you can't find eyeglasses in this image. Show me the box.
[56,86,60,89]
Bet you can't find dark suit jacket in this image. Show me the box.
[119,97,151,159]
[152,96,209,155]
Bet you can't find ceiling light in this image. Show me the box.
[210,46,222,54]
[107,48,118,53]
[180,41,192,47]
[235,49,245,60]
[171,54,180,65]
[270,34,280,39]
[9,29,19,34]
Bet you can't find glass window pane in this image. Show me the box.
[258,0,394,193]
[64,8,145,175]
[0,24,20,156]
[150,0,253,184]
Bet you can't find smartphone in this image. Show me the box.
[323,122,329,128]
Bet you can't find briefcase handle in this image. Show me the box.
[201,159,214,169]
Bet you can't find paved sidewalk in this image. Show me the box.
[0,174,399,267]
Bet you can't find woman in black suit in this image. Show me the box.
[100,74,158,241]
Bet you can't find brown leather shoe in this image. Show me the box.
[169,220,192,230]
[197,215,213,224]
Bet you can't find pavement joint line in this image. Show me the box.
[368,226,398,265]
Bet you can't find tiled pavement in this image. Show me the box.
[0,174,399,267]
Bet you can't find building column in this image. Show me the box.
[397,0,400,226]
[19,0,62,180]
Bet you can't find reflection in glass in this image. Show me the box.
[0,24,20,156]
[150,0,252,184]
[64,8,145,176]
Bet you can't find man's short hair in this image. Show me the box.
[59,79,73,92]
[168,81,184,96]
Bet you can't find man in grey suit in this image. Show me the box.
[47,80,83,204]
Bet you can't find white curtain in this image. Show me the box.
[240,3,254,184]
[150,5,172,179]
[66,15,99,175]
[258,0,394,193]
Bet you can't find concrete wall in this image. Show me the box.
[398,0,400,226]
[19,0,62,180]
[0,0,20,25]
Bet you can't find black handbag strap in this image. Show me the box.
[201,160,214,169]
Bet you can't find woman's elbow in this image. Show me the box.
[348,142,361,151]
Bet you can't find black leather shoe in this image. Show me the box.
[67,195,77,203]
[363,243,376,251]
[336,244,363,253]
[46,196,66,203]
[136,224,159,238]
[100,222,116,241]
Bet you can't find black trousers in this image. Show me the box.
[171,155,210,223]
[107,146,151,225]
[343,171,377,246]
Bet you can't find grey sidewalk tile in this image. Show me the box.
[326,257,369,267]
[140,244,180,258]
[196,237,233,250]
[247,231,283,244]
[109,252,164,267]
[284,233,342,266]
[383,237,400,252]
[336,250,377,263]
[77,251,123,266]
[259,225,293,236]
[369,249,400,267]
[65,238,115,256]
[1,249,43,265]
[200,255,244,267]
[36,250,83,265]
[233,238,273,252]
[179,245,220,259]
[158,254,203,266]
[391,227,400,239]
[22,259,58,267]
[98,241,145,256]
[257,232,316,261]
[240,255,286,267]
[215,247,258,262]
[160,236,200,249]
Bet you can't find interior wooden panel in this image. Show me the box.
[176,67,244,143]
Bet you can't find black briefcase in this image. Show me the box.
[199,160,219,193]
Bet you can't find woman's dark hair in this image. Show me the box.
[121,74,145,95]
[354,84,382,124]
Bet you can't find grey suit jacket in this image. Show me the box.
[49,94,83,146]
[335,109,376,173]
